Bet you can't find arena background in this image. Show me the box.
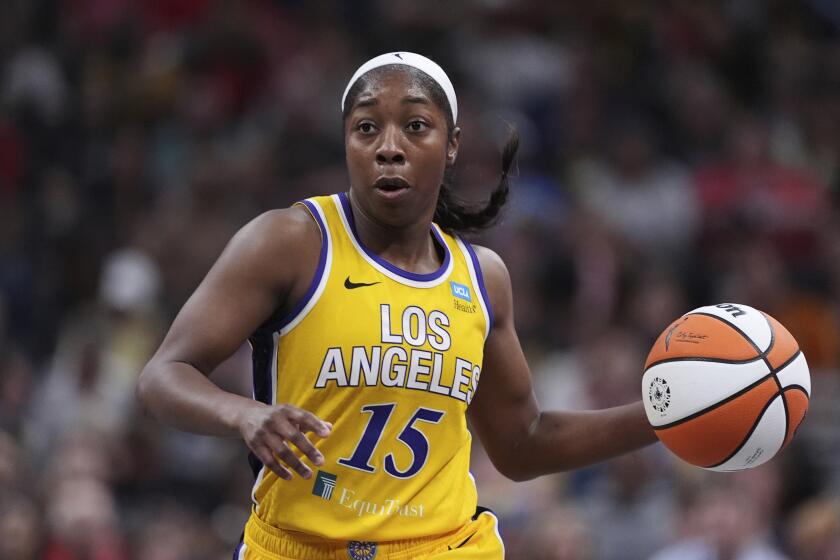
[2,1,840,559]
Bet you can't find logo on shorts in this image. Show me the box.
[649,377,671,413]
[450,281,472,302]
[347,541,377,560]
[312,470,337,500]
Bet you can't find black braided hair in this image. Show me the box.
[342,64,519,234]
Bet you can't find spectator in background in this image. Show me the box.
[664,62,733,164]
[715,239,839,372]
[25,248,162,461]
[564,216,622,339]
[0,113,25,196]
[626,269,689,345]
[3,45,67,126]
[0,431,25,495]
[652,483,789,560]
[132,502,228,560]
[787,496,840,560]
[695,115,828,263]
[43,477,127,560]
[582,450,677,560]
[453,18,571,111]
[581,327,646,410]
[522,506,593,560]
[0,348,35,437]
[467,441,564,549]
[573,116,699,262]
[0,493,42,560]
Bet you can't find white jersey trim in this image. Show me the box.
[455,237,492,340]
[278,199,334,337]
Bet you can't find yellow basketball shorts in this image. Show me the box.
[233,507,505,560]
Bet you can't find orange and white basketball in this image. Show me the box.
[642,303,810,471]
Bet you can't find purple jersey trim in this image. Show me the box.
[273,199,329,331]
[338,191,451,282]
[461,238,495,331]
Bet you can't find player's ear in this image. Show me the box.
[447,127,460,166]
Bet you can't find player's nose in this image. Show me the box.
[375,125,405,165]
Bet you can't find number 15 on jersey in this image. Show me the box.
[338,404,445,479]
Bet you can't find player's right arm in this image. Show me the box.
[137,206,331,480]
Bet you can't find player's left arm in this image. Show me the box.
[467,246,657,481]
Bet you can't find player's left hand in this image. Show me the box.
[237,402,332,480]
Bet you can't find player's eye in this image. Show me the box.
[407,120,428,132]
[358,122,376,134]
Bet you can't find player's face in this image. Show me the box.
[344,70,459,227]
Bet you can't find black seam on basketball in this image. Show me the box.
[781,386,810,440]
[689,312,764,354]
[653,370,776,430]
[653,350,803,432]
[701,345,802,468]
[782,384,810,398]
[767,347,804,434]
[646,356,765,369]
[760,311,776,358]
[771,374,790,447]
[691,311,776,372]
[704,392,781,469]
[691,311,777,371]
[770,350,803,377]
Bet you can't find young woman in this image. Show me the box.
[137,52,657,559]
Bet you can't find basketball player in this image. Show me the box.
[137,53,657,559]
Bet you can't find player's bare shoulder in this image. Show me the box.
[237,205,320,257]
[213,204,322,298]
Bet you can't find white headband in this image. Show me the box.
[341,52,458,124]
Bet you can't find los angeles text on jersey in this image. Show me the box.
[314,304,481,404]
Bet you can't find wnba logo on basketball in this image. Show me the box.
[648,378,671,414]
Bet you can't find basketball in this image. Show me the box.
[642,303,811,471]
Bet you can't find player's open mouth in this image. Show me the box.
[374,177,411,198]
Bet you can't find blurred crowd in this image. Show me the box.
[2,1,840,559]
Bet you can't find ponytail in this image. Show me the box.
[434,124,519,234]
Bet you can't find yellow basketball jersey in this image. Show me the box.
[246,192,493,542]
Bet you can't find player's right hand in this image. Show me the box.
[237,402,332,481]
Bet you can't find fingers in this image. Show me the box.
[285,407,332,438]
[265,434,312,479]
[255,445,292,481]
[274,406,330,467]
[272,422,324,472]
[287,430,324,467]
[245,405,332,481]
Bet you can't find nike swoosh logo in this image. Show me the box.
[448,533,476,550]
[344,276,381,289]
